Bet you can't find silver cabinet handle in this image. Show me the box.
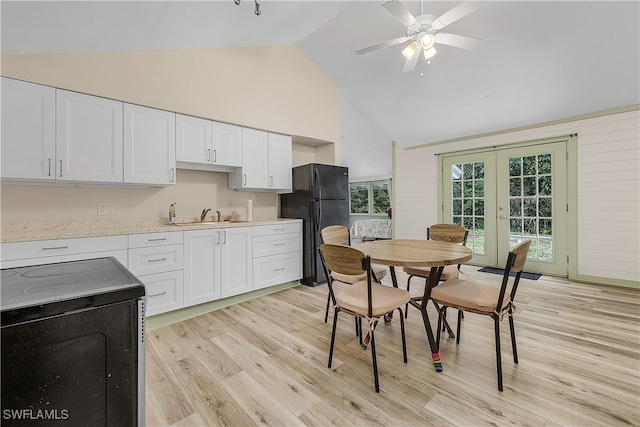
[223,231,227,244]
[274,267,285,272]
[216,230,220,245]
[274,228,285,231]
[148,291,167,298]
[42,245,69,251]
[269,176,273,187]
[212,149,217,163]
[59,160,63,177]
[274,243,286,247]
[48,158,52,177]
[148,237,167,242]
[207,148,211,162]
[243,174,247,186]
[170,168,175,182]
[148,257,167,263]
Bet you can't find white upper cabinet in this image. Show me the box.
[176,114,241,171]
[228,128,292,192]
[268,132,293,191]
[1,78,56,181]
[211,121,242,168]
[57,90,124,183]
[176,114,211,164]
[124,103,176,186]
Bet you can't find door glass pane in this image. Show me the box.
[508,153,554,261]
[452,161,485,255]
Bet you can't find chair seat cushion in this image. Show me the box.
[403,264,459,281]
[430,278,511,314]
[332,265,387,284]
[336,281,410,318]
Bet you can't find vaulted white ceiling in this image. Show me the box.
[2,1,639,148]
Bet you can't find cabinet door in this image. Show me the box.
[211,121,242,167]
[240,128,269,188]
[183,229,221,306]
[176,114,211,164]
[56,90,123,182]
[1,78,56,181]
[220,227,253,298]
[124,104,176,186]
[268,133,292,191]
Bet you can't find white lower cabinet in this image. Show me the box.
[128,231,184,317]
[252,223,302,291]
[142,270,184,317]
[183,226,253,306]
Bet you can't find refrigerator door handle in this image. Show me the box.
[315,202,321,234]
[315,168,322,200]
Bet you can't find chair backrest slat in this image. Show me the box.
[509,240,532,273]
[428,224,468,244]
[321,225,351,246]
[319,243,367,276]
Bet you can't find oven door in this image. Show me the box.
[1,300,141,426]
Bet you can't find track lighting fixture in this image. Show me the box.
[233,0,261,16]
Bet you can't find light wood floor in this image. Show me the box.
[145,266,640,426]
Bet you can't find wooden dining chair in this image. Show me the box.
[320,225,387,323]
[318,243,410,393]
[431,239,532,391]
[402,224,468,336]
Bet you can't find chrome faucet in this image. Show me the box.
[201,208,211,222]
[216,210,222,221]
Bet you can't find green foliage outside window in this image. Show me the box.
[350,180,390,214]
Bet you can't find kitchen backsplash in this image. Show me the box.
[0,169,279,224]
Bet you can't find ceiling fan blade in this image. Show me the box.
[355,36,410,55]
[402,50,420,72]
[432,2,483,30]
[435,33,482,50]
[383,0,418,28]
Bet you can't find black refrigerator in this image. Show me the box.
[280,163,349,286]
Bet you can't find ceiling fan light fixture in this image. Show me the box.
[420,33,435,50]
[402,41,418,59]
[423,46,437,60]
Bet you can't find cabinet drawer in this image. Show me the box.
[252,222,301,237]
[0,250,128,270]
[128,244,183,276]
[128,231,183,248]
[1,235,128,262]
[140,270,184,317]
[253,232,301,257]
[253,252,302,290]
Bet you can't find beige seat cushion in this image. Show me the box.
[403,264,459,281]
[430,278,511,314]
[336,281,410,318]
[332,265,387,284]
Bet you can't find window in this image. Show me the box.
[350,179,391,214]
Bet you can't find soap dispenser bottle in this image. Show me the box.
[169,203,176,224]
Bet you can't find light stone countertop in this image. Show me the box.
[1,218,302,243]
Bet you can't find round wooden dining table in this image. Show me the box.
[356,239,473,372]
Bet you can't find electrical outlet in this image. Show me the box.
[97,203,114,216]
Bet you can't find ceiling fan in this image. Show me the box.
[356,0,483,72]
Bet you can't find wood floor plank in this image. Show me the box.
[145,266,640,426]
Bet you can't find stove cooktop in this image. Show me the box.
[1,257,145,323]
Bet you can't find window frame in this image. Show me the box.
[349,178,391,215]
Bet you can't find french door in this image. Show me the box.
[441,140,568,276]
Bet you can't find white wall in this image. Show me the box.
[340,93,392,181]
[394,109,640,286]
